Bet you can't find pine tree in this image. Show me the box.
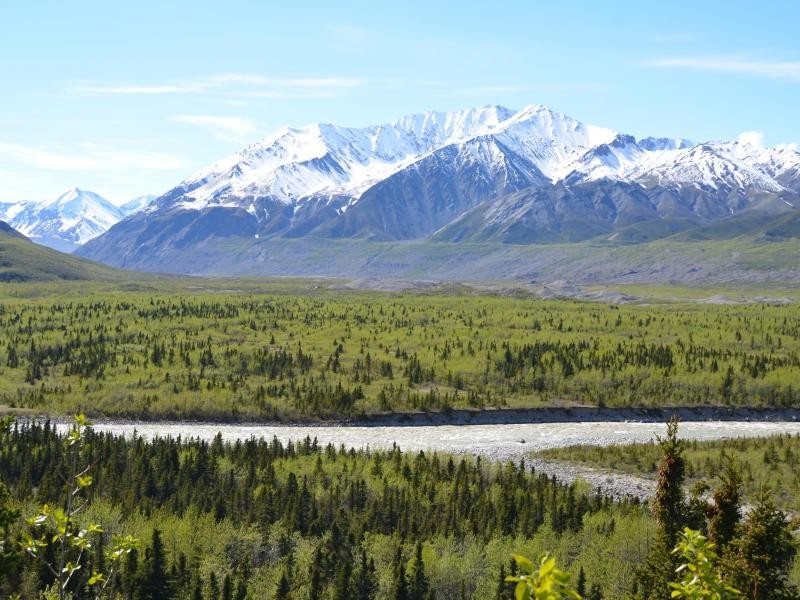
[652,416,685,544]
[351,549,377,600]
[634,416,686,599]
[494,564,507,600]
[409,542,429,600]
[121,547,140,599]
[208,572,220,600]
[234,580,248,600]
[576,566,586,597]
[222,573,233,600]
[708,455,742,550]
[393,546,409,600]
[139,528,173,599]
[191,574,203,600]
[275,569,290,600]
[588,583,603,600]
[308,549,322,600]
[332,560,351,600]
[726,491,798,600]
[0,477,20,582]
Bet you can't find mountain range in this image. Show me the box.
[57,104,800,279]
[0,189,155,252]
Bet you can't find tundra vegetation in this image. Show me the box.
[0,284,799,420]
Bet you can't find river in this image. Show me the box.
[83,419,800,463]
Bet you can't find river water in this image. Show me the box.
[83,420,800,463]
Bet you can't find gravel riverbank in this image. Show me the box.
[66,419,800,500]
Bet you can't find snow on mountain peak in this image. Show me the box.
[176,105,533,210]
[154,104,800,217]
[120,194,157,216]
[6,188,126,250]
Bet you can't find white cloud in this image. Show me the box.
[173,115,257,140]
[278,77,362,88]
[737,130,764,147]
[0,142,187,171]
[649,56,800,81]
[243,90,337,100]
[74,74,364,97]
[208,74,362,88]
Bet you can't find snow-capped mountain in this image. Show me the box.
[168,105,517,210]
[77,104,800,273]
[0,189,157,253]
[120,194,157,216]
[152,104,619,217]
[6,188,124,252]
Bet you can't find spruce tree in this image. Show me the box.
[308,549,322,600]
[0,477,19,582]
[234,580,248,600]
[332,560,351,600]
[191,575,203,600]
[274,569,290,600]
[576,566,586,597]
[393,546,409,600]
[222,573,233,600]
[652,416,685,544]
[351,549,377,600]
[588,583,603,600]
[122,547,140,599]
[707,455,742,550]
[139,529,173,599]
[494,564,508,600]
[409,542,429,600]
[726,491,797,600]
[208,572,219,600]
[634,416,686,599]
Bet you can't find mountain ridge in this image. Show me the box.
[74,104,800,278]
[0,188,155,252]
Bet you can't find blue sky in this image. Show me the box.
[2,0,799,204]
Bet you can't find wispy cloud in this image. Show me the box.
[649,56,800,82]
[0,142,187,171]
[74,74,364,97]
[173,115,257,140]
[208,74,363,88]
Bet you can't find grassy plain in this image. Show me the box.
[0,280,799,420]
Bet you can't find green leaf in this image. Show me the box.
[513,554,535,575]
[539,555,556,577]
[515,580,531,600]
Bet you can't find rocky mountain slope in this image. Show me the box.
[75,104,800,279]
